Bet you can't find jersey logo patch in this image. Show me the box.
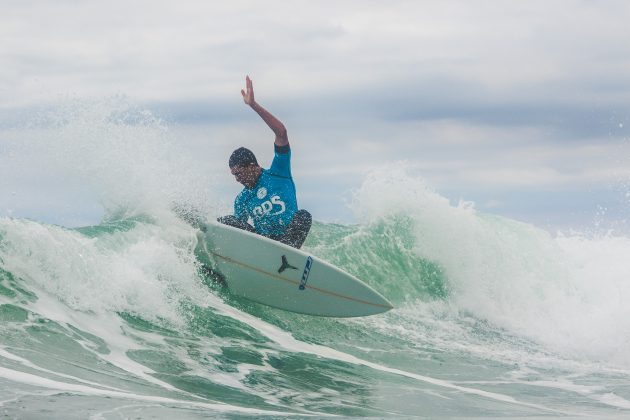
[252,195,286,217]
[257,187,268,199]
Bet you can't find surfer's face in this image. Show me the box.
[231,164,260,188]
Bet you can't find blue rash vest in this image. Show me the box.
[233,144,297,236]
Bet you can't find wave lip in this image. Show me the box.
[346,165,630,367]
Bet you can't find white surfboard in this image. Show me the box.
[195,222,393,317]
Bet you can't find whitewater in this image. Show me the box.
[1,99,630,418]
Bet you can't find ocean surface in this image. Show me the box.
[1,100,630,418]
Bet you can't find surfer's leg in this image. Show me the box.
[280,210,312,249]
[217,215,256,233]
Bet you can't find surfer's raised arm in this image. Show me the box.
[241,75,289,148]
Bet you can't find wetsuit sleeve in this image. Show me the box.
[269,144,292,178]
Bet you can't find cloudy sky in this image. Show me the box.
[1,0,630,230]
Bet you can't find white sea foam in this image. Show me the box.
[0,365,289,416]
[352,165,630,368]
[0,217,200,321]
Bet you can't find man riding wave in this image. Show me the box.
[218,76,311,249]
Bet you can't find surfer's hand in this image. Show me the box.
[241,75,255,106]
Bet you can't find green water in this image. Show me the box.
[1,214,630,419]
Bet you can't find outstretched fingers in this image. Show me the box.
[242,75,255,104]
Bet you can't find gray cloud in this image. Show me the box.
[2,0,630,228]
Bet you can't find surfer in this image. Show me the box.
[218,76,312,249]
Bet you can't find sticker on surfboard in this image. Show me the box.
[299,256,313,290]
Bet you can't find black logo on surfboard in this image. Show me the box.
[278,255,298,273]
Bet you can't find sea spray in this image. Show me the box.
[348,164,630,366]
[2,97,222,224]
[0,217,200,322]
